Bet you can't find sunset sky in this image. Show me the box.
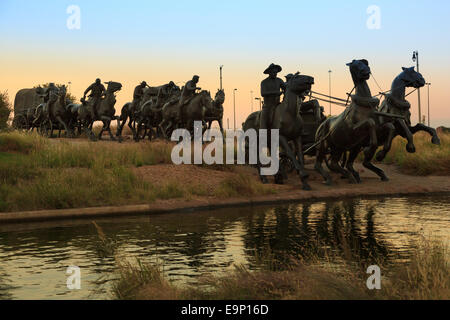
[1,0,449,127]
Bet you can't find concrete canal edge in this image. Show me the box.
[1,188,449,224]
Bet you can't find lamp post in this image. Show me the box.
[426,82,431,126]
[255,97,262,111]
[250,91,253,113]
[219,65,223,90]
[328,70,332,116]
[412,51,422,123]
[233,89,237,130]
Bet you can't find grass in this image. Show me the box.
[110,237,449,300]
[382,132,450,175]
[214,174,276,198]
[0,131,276,212]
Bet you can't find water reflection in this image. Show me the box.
[0,194,448,299]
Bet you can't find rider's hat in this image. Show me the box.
[141,81,147,86]
[264,63,282,75]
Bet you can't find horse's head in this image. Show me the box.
[214,89,225,105]
[399,66,425,89]
[198,90,213,109]
[288,74,314,98]
[347,59,371,81]
[105,81,122,94]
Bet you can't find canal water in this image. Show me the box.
[0,194,449,300]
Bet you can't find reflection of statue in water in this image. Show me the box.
[179,75,201,124]
[260,63,286,131]
[83,78,106,120]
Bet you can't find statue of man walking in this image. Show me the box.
[260,64,286,131]
[83,78,106,120]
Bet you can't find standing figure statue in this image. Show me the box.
[260,64,286,131]
[83,78,106,120]
[179,75,201,125]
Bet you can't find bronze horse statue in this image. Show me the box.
[40,85,74,138]
[134,85,182,141]
[342,66,439,182]
[243,74,315,190]
[204,89,226,140]
[159,90,213,139]
[68,81,122,141]
[314,59,380,185]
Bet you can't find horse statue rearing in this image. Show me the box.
[342,66,438,183]
[314,59,380,185]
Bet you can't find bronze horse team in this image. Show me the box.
[12,60,441,190]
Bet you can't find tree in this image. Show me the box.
[34,83,78,103]
[0,91,12,130]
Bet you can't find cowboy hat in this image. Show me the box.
[264,63,282,74]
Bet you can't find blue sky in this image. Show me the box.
[1,0,450,126]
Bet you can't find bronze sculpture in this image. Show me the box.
[178,76,201,123]
[342,67,440,182]
[314,59,380,185]
[260,64,286,132]
[243,73,315,189]
[83,78,106,121]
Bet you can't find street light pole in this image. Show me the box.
[233,89,237,130]
[412,51,422,123]
[219,65,223,90]
[328,70,332,116]
[255,98,262,111]
[426,82,431,126]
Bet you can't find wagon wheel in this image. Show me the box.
[13,114,28,131]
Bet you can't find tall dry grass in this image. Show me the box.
[382,132,449,175]
[110,237,449,300]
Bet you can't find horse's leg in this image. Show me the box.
[409,123,441,145]
[102,116,116,141]
[314,142,333,186]
[293,136,311,190]
[328,149,357,183]
[159,119,168,140]
[345,148,362,183]
[55,116,73,138]
[396,119,416,153]
[376,123,396,161]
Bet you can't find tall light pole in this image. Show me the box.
[233,88,237,130]
[328,70,332,116]
[255,97,262,111]
[412,51,422,123]
[219,65,223,90]
[250,91,253,113]
[426,82,431,126]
